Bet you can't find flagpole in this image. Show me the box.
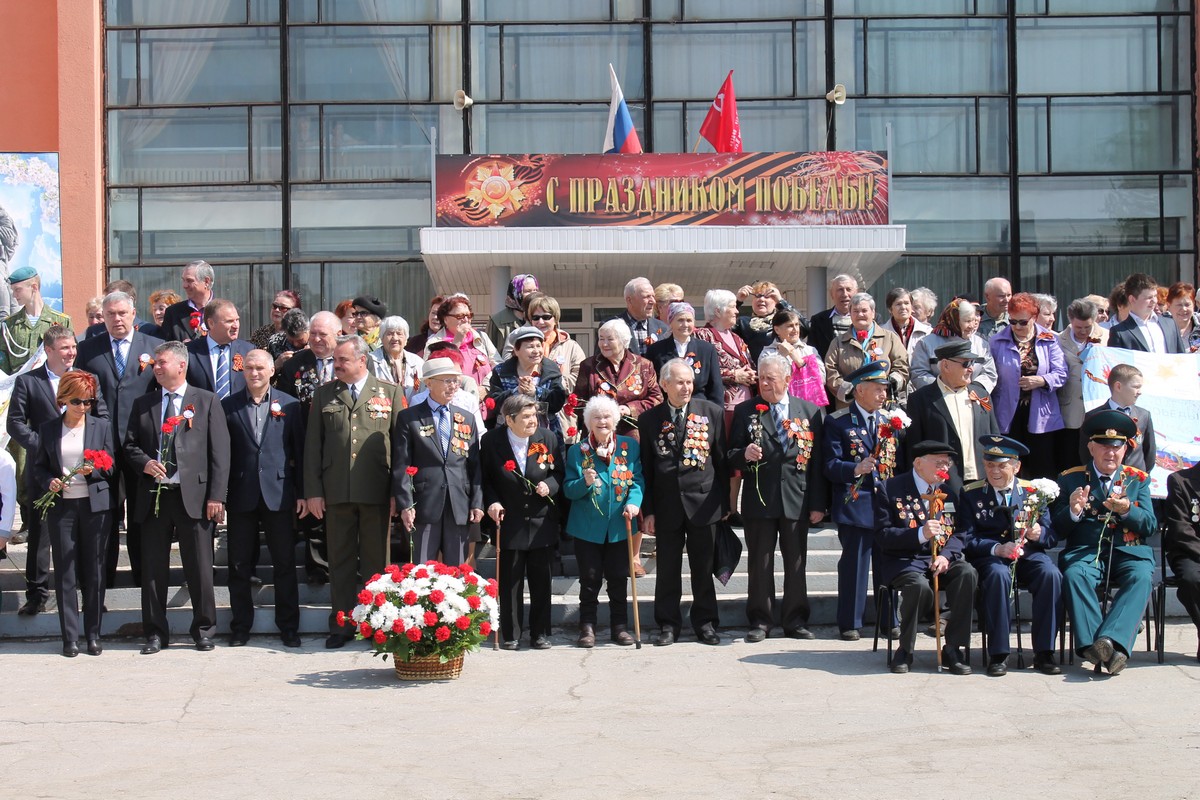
[691,134,704,153]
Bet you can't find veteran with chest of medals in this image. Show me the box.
[962,435,1063,676]
[873,440,978,675]
[1053,409,1157,676]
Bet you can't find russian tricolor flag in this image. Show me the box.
[602,63,643,154]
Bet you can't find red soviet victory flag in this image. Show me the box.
[698,70,742,153]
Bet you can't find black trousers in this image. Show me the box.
[574,537,628,627]
[891,560,978,656]
[140,488,216,643]
[498,544,554,642]
[23,504,50,604]
[1009,403,1058,480]
[744,516,810,632]
[47,498,110,643]
[1170,555,1200,631]
[106,463,143,587]
[654,517,718,635]
[227,502,300,635]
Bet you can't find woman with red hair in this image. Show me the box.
[31,371,116,657]
[988,292,1067,478]
[1167,282,1200,352]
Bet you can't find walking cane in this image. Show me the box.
[493,521,501,651]
[625,514,642,649]
[922,481,949,670]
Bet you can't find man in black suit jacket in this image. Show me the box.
[638,358,727,646]
[873,440,978,675]
[185,299,255,400]
[7,325,107,615]
[74,291,162,585]
[85,318,163,340]
[807,273,858,364]
[598,277,668,357]
[393,357,484,565]
[1164,463,1200,663]
[642,302,724,408]
[124,341,230,654]
[906,339,999,486]
[728,352,828,641]
[1108,272,1186,353]
[160,259,215,342]
[221,349,305,648]
[1078,364,1155,471]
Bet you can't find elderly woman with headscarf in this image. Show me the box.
[368,315,424,405]
[824,292,909,408]
[644,301,723,407]
[486,325,567,434]
[910,298,999,393]
[563,395,644,648]
[488,273,540,352]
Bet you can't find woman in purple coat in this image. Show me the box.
[988,292,1067,479]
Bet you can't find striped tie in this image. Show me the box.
[437,405,451,457]
[113,339,126,378]
[215,345,230,399]
[772,403,787,445]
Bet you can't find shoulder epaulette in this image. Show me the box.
[1017,478,1033,488]
[1060,466,1087,476]
[829,408,850,420]
[964,479,988,491]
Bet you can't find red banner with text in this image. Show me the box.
[434,151,889,228]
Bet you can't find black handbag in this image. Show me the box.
[712,519,742,586]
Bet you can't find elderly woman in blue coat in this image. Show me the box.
[564,395,644,648]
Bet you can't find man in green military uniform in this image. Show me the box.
[1053,409,1156,676]
[0,267,71,541]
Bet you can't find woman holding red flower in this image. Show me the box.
[30,371,116,657]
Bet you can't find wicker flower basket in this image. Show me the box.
[393,652,465,681]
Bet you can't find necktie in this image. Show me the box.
[999,490,1010,507]
[320,358,332,383]
[1118,406,1130,415]
[215,345,230,399]
[674,406,686,450]
[162,392,179,477]
[436,405,451,457]
[1099,474,1111,494]
[113,339,127,378]
[772,403,787,445]
[349,383,359,403]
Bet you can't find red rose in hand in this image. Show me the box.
[429,589,445,604]
[406,627,422,642]
[434,625,451,642]
[423,610,439,626]
[504,460,518,472]
[455,616,471,630]
[467,595,481,610]
[480,622,492,636]
[357,589,373,605]
[373,629,386,644]
[405,466,418,477]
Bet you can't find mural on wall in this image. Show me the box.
[0,152,62,316]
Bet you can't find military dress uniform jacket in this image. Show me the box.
[1078,404,1155,473]
[822,404,906,529]
[872,472,970,586]
[303,375,402,507]
[636,397,728,526]
[0,305,70,374]
[480,425,564,551]
[1051,464,1157,562]
[961,478,1056,560]
[391,398,483,526]
[728,395,828,520]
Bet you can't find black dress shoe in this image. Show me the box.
[840,629,861,642]
[17,600,47,616]
[654,628,677,647]
[325,634,349,649]
[576,624,596,649]
[1106,648,1128,676]
[986,656,1008,677]
[281,631,302,648]
[306,569,329,586]
[86,638,103,656]
[62,641,79,658]
[887,626,901,640]
[196,637,215,652]
[531,635,551,650]
[890,648,912,674]
[1033,652,1062,675]
[140,635,163,655]
[500,640,519,651]
[611,626,634,646]
[229,632,250,647]
[783,627,815,640]
[1083,635,1114,669]
[942,645,972,675]
[745,627,768,643]
[697,627,721,646]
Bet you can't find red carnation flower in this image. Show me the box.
[373,629,386,644]
[373,592,387,606]
[359,622,372,637]
[336,610,346,626]
[566,426,578,437]
[403,590,418,606]
[755,404,768,413]
[504,460,518,472]
[84,449,115,471]
[455,616,471,630]
[189,311,201,330]
[423,610,439,626]
[480,622,492,636]
[406,466,418,477]
[467,595,481,610]
[161,419,178,436]
[429,589,445,604]
[856,329,869,341]
[1025,485,1037,494]
[406,627,422,642]
[392,619,404,633]
[413,568,428,580]
[464,574,479,585]
[890,417,903,429]
[435,625,451,642]
[484,397,496,410]
[369,573,382,583]
[357,589,373,605]
[935,469,950,482]
[486,580,498,599]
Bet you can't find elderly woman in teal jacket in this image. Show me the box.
[564,395,644,648]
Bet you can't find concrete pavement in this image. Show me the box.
[3,623,1198,799]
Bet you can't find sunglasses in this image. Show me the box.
[529,314,555,322]
[753,293,772,300]
[68,398,95,407]
[271,303,294,312]
[1009,318,1032,326]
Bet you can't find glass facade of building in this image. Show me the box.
[104,0,1195,328]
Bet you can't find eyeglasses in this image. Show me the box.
[530,314,555,322]
[68,398,95,407]
[350,309,367,317]
[1009,318,1032,326]
[448,312,473,321]
[271,303,294,312]
[429,376,461,385]
[752,293,771,300]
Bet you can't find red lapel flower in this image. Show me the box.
[504,460,518,472]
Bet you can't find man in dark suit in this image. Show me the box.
[124,340,230,654]
[305,335,404,649]
[638,357,727,646]
[1164,463,1200,664]
[82,279,163,340]
[185,299,255,400]
[728,352,828,641]
[1108,272,1186,353]
[822,361,905,640]
[75,290,163,585]
[598,276,668,357]
[1078,364,1155,471]
[7,325,107,615]
[807,273,857,364]
[393,356,484,567]
[222,349,304,648]
[873,440,978,675]
[962,435,1062,676]
[160,259,215,342]
[907,340,999,486]
[642,302,724,408]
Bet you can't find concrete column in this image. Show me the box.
[490,265,511,316]
[807,266,829,317]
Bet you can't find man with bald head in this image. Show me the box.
[222,349,305,648]
[978,277,1012,339]
[808,273,858,368]
[598,276,668,357]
